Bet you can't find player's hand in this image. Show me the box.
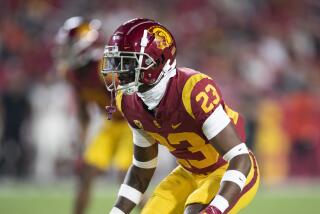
[199,205,222,214]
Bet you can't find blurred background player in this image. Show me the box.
[54,16,133,214]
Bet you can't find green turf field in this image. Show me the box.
[0,181,319,214]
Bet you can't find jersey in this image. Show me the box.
[67,60,132,170]
[117,67,246,174]
[66,60,123,119]
[65,60,108,109]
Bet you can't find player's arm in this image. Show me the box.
[110,128,158,214]
[207,123,251,213]
[199,105,251,214]
[183,75,251,214]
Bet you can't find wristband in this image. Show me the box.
[220,170,246,191]
[210,195,229,213]
[118,184,142,204]
[133,156,158,169]
[109,207,125,214]
[223,143,249,162]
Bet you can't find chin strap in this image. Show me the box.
[104,72,117,120]
[105,90,116,120]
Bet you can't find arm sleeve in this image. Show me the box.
[202,104,231,140]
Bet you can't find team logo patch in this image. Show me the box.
[133,120,143,129]
[148,26,173,50]
[171,122,181,130]
[153,120,161,128]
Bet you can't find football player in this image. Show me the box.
[102,18,260,214]
[54,16,133,214]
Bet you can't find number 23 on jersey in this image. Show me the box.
[195,84,221,113]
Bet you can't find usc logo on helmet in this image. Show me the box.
[148,26,173,50]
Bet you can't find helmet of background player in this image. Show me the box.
[101,18,177,95]
[54,16,103,74]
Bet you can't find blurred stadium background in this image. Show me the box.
[0,0,319,213]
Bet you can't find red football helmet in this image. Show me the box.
[55,16,103,72]
[101,18,177,94]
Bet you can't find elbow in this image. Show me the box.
[230,154,252,176]
[242,154,252,176]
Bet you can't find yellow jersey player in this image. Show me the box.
[54,16,132,214]
[102,18,260,214]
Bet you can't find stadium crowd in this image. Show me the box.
[0,0,319,185]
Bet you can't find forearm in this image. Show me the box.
[207,122,252,213]
[217,154,251,202]
[110,127,158,214]
[201,154,251,214]
[112,165,156,213]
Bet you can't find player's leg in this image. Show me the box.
[184,164,228,214]
[74,163,102,214]
[184,152,259,214]
[74,120,115,214]
[141,166,196,214]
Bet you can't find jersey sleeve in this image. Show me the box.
[182,73,231,140]
[130,126,156,147]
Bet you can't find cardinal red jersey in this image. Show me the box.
[66,60,108,109]
[117,67,246,174]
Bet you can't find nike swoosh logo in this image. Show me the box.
[171,122,182,129]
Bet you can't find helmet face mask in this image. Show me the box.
[101,45,156,94]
